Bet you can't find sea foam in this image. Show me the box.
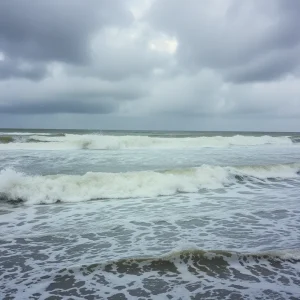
[0,163,299,204]
[0,134,293,150]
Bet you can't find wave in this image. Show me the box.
[81,248,300,268]
[57,248,300,280]
[0,134,294,150]
[32,247,299,300]
[0,132,53,136]
[0,133,66,145]
[0,163,299,204]
[0,136,14,144]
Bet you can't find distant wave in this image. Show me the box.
[0,133,65,144]
[0,134,295,150]
[0,163,299,204]
[0,132,53,136]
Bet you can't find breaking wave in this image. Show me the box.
[0,136,14,144]
[0,163,299,204]
[75,248,300,272]
[29,247,300,300]
[0,132,54,136]
[0,134,294,150]
[0,133,66,145]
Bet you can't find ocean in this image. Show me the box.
[0,129,300,300]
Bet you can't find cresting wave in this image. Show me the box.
[0,133,294,150]
[0,163,299,204]
[0,133,65,144]
[0,132,49,136]
[10,247,299,300]
[71,248,300,271]
[0,136,14,144]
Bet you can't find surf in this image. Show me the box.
[1,163,299,204]
[69,248,300,274]
[0,133,294,150]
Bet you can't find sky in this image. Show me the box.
[0,0,300,131]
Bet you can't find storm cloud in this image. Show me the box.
[0,0,300,130]
[0,0,132,64]
[147,0,300,82]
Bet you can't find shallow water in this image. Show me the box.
[0,130,300,299]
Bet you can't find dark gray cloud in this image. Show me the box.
[0,74,148,115]
[0,0,132,79]
[271,0,300,48]
[0,58,47,80]
[0,99,116,114]
[147,0,300,83]
[226,47,300,83]
[1,0,300,129]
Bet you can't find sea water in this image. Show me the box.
[0,130,300,299]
